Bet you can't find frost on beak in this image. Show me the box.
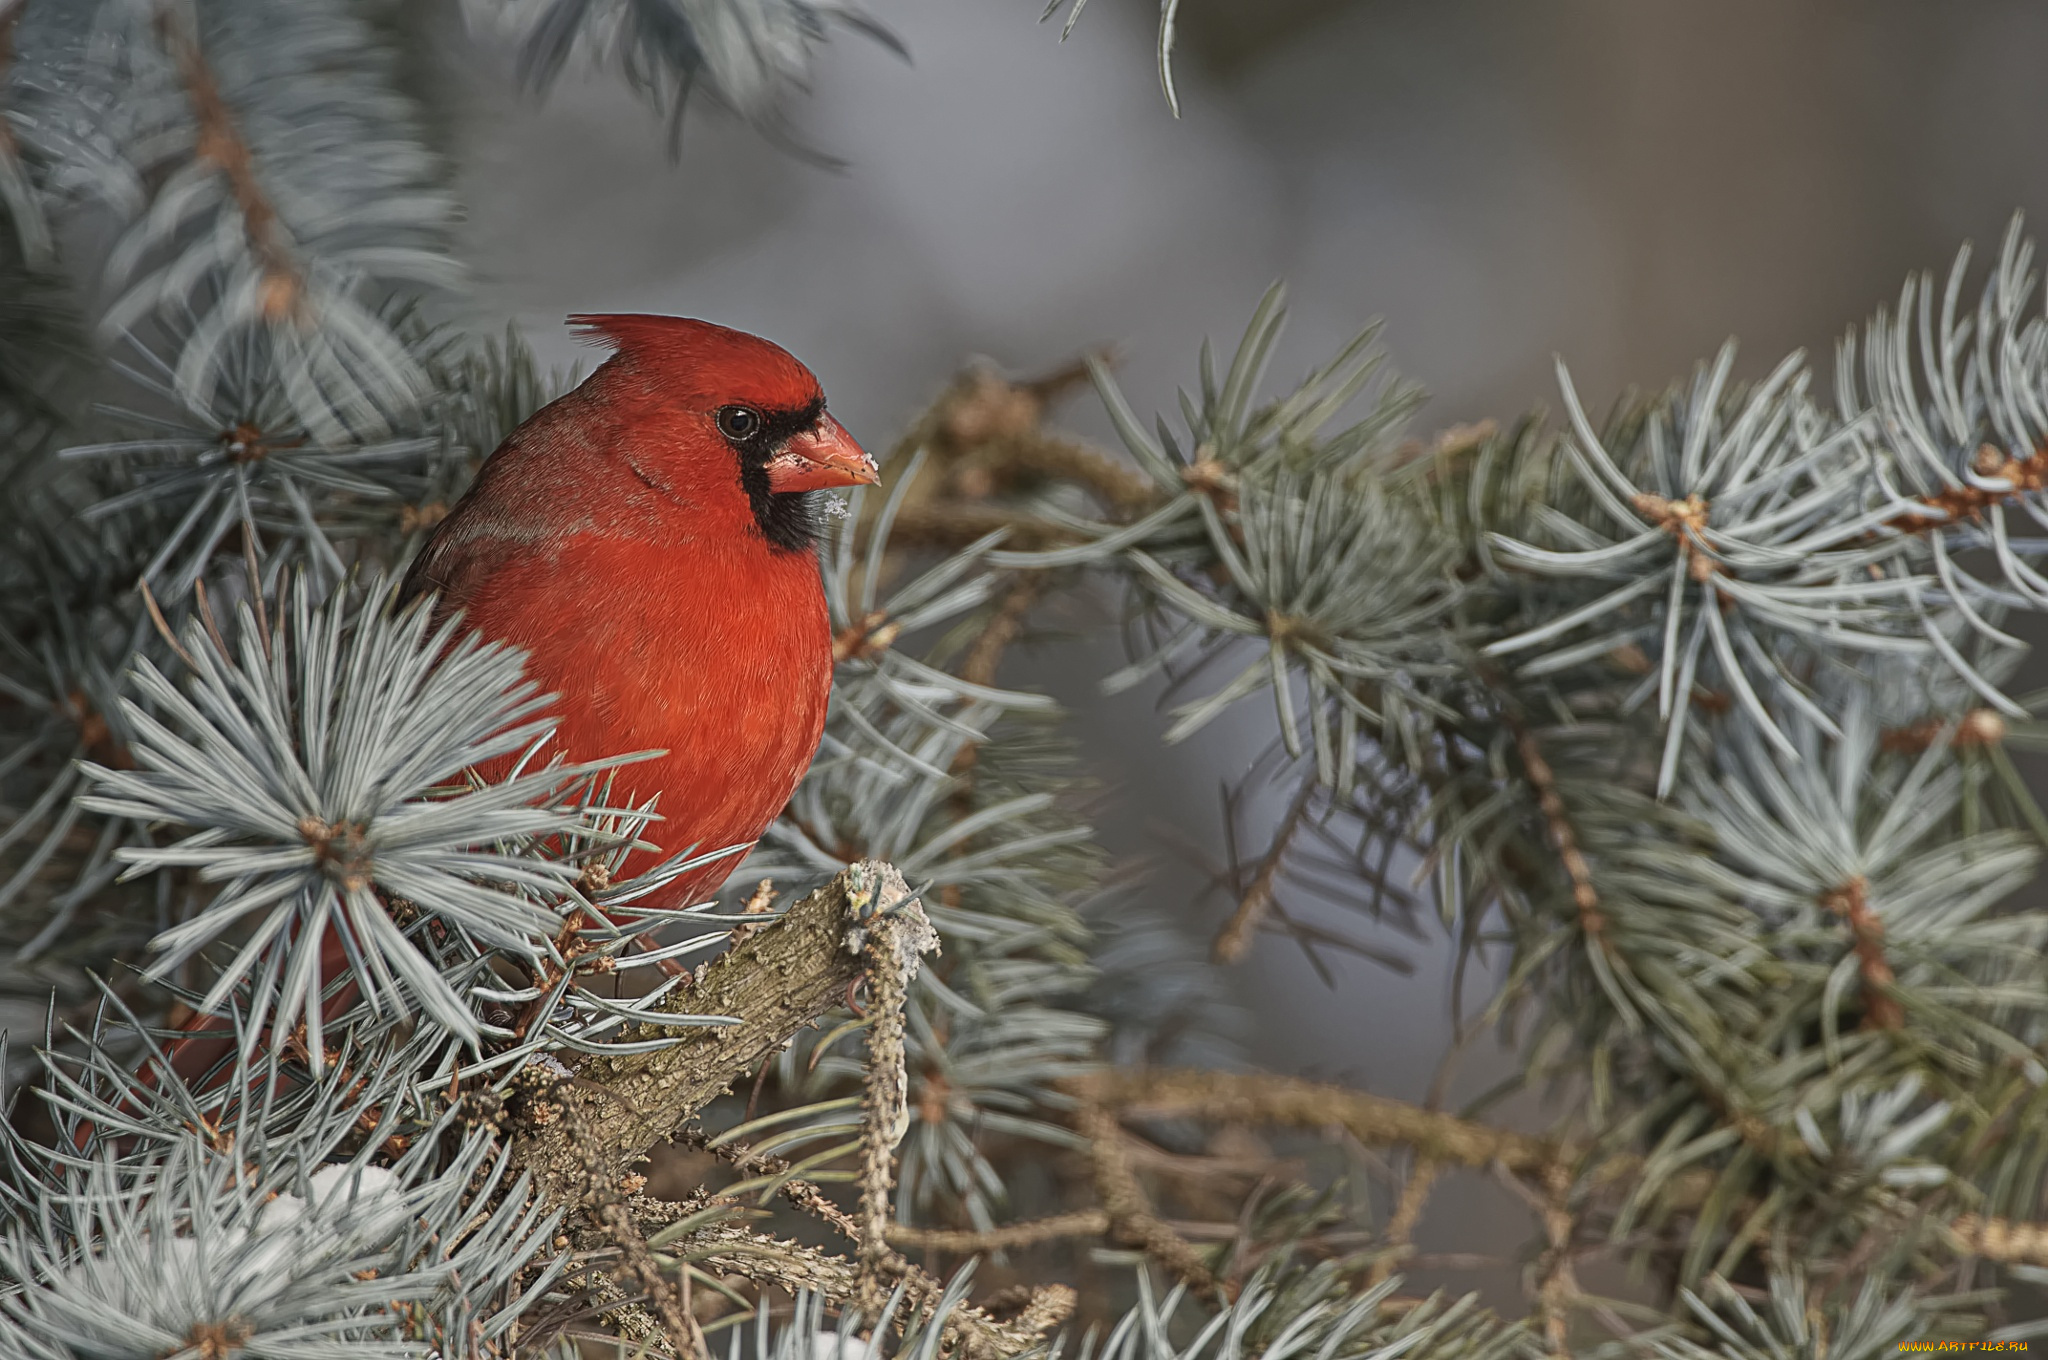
[765,412,879,493]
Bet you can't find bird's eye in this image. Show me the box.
[717,406,763,441]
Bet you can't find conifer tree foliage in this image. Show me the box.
[7,1,2048,1356]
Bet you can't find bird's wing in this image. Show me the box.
[397,514,528,625]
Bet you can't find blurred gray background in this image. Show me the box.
[426,0,2048,1306]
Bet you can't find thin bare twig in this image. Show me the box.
[1949,1212,2048,1267]
[1511,720,1606,941]
[137,578,202,672]
[156,7,303,320]
[690,1130,864,1242]
[1069,1069,1562,1177]
[1368,1157,1437,1287]
[1075,1098,1223,1299]
[578,1263,679,1358]
[886,1212,1111,1253]
[686,1225,1041,1360]
[855,902,932,1310]
[1819,875,1902,1030]
[556,1093,706,1360]
[1213,775,1318,964]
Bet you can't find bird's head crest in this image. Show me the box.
[568,314,823,414]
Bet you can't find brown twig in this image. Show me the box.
[555,1093,706,1359]
[954,432,1158,515]
[855,903,935,1311]
[137,578,202,673]
[1367,1157,1438,1286]
[1525,1168,1580,1359]
[1879,709,2008,753]
[927,360,1154,515]
[1068,1069,1563,1178]
[1013,1285,1078,1337]
[958,576,1043,690]
[1511,721,1607,940]
[1212,776,1318,964]
[1886,442,2048,533]
[239,522,272,661]
[688,1129,865,1242]
[1075,1098,1224,1298]
[574,1268,678,1358]
[834,610,904,664]
[512,862,927,1203]
[1948,1212,2048,1266]
[886,1212,1112,1253]
[1818,875,1902,1030]
[0,3,26,160]
[685,1224,1041,1360]
[155,7,303,321]
[1633,492,1716,583]
[878,504,1086,555]
[944,574,1046,807]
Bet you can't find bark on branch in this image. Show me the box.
[512,861,931,1201]
[1067,1068,1563,1176]
[685,1224,1044,1360]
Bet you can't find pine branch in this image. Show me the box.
[855,899,932,1310]
[1211,773,1317,963]
[1947,1212,2048,1267]
[155,8,301,324]
[1075,1095,1224,1299]
[1366,1158,1438,1287]
[1818,873,1903,1031]
[886,1211,1111,1252]
[682,1223,1043,1359]
[512,861,934,1198]
[554,1089,707,1359]
[496,0,907,161]
[1070,1068,1561,1178]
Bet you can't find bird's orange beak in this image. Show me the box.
[766,413,880,493]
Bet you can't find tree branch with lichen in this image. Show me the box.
[510,861,931,1202]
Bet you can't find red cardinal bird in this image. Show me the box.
[402,314,878,902]
[147,317,873,1099]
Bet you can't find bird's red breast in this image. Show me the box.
[403,315,879,907]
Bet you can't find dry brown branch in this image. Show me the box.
[1213,777,1317,964]
[1528,1169,1580,1359]
[886,1211,1112,1253]
[577,1268,678,1358]
[924,360,1154,515]
[855,904,938,1310]
[1818,875,1902,1030]
[692,1130,864,1241]
[513,862,928,1202]
[156,8,302,321]
[1886,442,2048,533]
[957,432,1159,515]
[1367,1158,1438,1286]
[685,1224,1042,1360]
[555,1092,705,1359]
[1014,1285,1078,1336]
[1075,1099,1223,1298]
[880,504,1086,555]
[1948,1212,2048,1266]
[1880,708,2009,753]
[946,574,1047,806]
[1632,493,1715,583]
[958,576,1043,691]
[1069,1069,1561,1176]
[0,2,24,159]
[1512,723,1607,941]
[835,610,904,664]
